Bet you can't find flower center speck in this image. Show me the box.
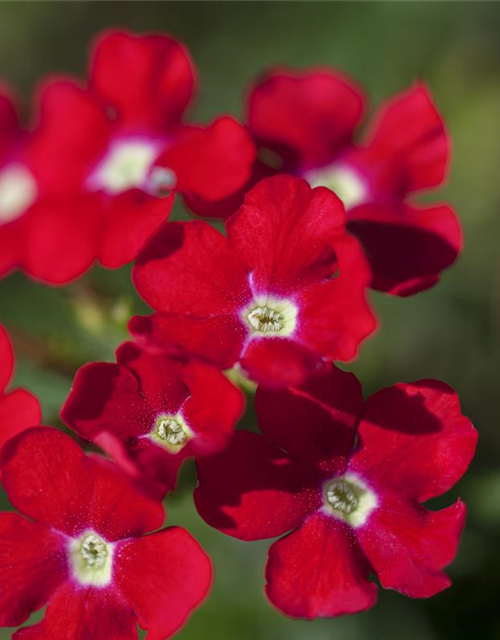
[157,417,188,446]
[247,306,285,333]
[80,533,108,569]
[305,164,367,211]
[323,473,378,528]
[325,478,360,515]
[0,163,37,223]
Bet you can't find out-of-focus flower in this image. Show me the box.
[195,366,477,618]
[61,341,245,496]
[0,427,212,639]
[0,324,41,470]
[246,70,461,296]
[131,175,376,387]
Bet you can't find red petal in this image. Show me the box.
[240,337,325,387]
[99,191,175,268]
[363,82,449,194]
[0,322,14,392]
[129,313,246,370]
[350,380,477,503]
[248,68,364,169]
[157,117,256,202]
[297,232,377,361]
[0,219,22,279]
[0,389,42,467]
[255,364,360,468]
[133,220,251,315]
[61,361,153,442]
[90,29,195,132]
[20,196,100,285]
[1,427,164,539]
[348,201,462,296]
[116,527,211,640]
[0,513,66,627]
[357,495,466,598]
[226,176,344,294]
[29,79,110,194]
[14,583,138,640]
[195,430,317,541]
[0,86,19,159]
[266,512,377,618]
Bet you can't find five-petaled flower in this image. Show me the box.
[0,324,41,468]
[131,175,377,387]
[0,29,255,284]
[247,69,461,296]
[0,427,212,639]
[61,341,244,495]
[195,365,477,618]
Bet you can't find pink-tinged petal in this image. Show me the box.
[20,196,100,285]
[181,361,245,454]
[350,380,477,503]
[357,495,466,598]
[129,313,246,371]
[157,117,256,202]
[14,583,138,640]
[297,233,377,361]
[0,323,14,392]
[195,430,318,541]
[1,428,164,539]
[29,79,110,195]
[98,191,175,269]
[90,29,195,131]
[0,220,22,279]
[226,176,344,294]
[256,364,360,468]
[240,337,326,387]
[1,427,93,535]
[266,512,377,619]
[0,389,42,469]
[348,202,462,296]
[0,513,67,627]
[61,362,153,441]
[84,455,164,540]
[133,220,251,315]
[0,86,19,155]
[116,527,212,640]
[363,82,449,194]
[248,68,364,169]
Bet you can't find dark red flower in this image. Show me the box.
[61,341,244,495]
[0,324,41,471]
[0,427,211,639]
[195,366,477,618]
[0,29,255,284]
[247,69,461,296]
[131,175,376,387]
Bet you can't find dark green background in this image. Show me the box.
[0,2,499,639]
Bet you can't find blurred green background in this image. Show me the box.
[0,2,499,639]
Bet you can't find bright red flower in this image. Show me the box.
[0,324,41,470]
[131,175,376,387]
[195,366,477,618]
[0,29,255,284]
[0,427,212,639]
[61,341,244,495]
[247,69,461,296]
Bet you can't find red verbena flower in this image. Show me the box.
[0,324,41,469]
[0,29,255,284]
[195,365,477,618]
[61,341,244,495]
[131,175,376,387]
[0,427,211,639]
[247,69,461,296]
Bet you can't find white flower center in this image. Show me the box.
[323,473,378,528]
[69,531,114,587]
[88,139,162,195]
[150,413,193,452]
[305,163,367,210]
[243,296,298,337]
[0,163,37,223]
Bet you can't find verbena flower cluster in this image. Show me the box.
[0,29,477,640]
